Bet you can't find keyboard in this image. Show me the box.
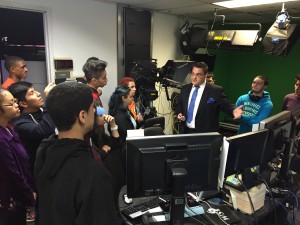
[122,196,170,219]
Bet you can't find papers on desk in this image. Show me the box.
[127,129,144,137]
[154,206,204,222]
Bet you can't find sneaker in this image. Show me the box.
[26,207,35,222]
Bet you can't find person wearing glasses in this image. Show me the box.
[2,56,28,89]
[0,88,36,225]
[236,75,273,134]
[8,81,56,175]
[8,81,56,223]
[176,62,243,134]
[282,74,300,111]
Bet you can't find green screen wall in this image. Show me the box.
[212,23,300,119]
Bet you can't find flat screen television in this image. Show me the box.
[126,132,222,224]
[218,129,269,190]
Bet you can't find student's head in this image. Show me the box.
[0,88,20,123]
[120,77,136,96]
[206,73,215,84]
[294,74,300,96]
[4,56,28,80]
[82,59,108,89]
[8,81,43,113]
[108,86,132,116]
[46,82,94,133]
[190,62,208,86]
[251,75,268,95]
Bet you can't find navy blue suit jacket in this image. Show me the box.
[176,83,235,133]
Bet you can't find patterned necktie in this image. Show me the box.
[187,86,199,123]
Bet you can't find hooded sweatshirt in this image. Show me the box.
[34,136,121,225]
[236,90,273,134]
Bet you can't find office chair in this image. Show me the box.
[144,127,164,136]
[143,116,165,130]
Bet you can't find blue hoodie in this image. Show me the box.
[236,90,273,134]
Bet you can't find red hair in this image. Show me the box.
[119,77,134,87]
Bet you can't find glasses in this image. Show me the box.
[2,98,18,107]
[189,72,205,77]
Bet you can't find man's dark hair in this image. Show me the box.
[295,74,300,82]
[4,56,24,71]
[46,82,93,132]
[86,57,99,62]
[8,81,33,112]
[192,62,209,74]
[256,75,269,86]
[82,59,107,83]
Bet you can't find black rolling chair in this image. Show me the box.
[143,116,165,130]
[144,127,164,136]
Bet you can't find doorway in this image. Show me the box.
[0,7,48,94]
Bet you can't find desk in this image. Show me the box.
[118,186,287,225]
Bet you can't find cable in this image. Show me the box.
[254,170,278,225]
[184,203,207,225]
[236,176,258,225]
[287,190,299,225]
[201,201,230,225]
[266,197,294,225]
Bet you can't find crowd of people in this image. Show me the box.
[0,56,299,225]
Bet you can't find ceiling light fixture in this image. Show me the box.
[213,0,298,8]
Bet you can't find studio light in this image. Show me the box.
[180,21,189,35]
[275,3,290,29]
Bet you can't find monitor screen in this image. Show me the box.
[126,133,223,198]
[222,129,269,179]
[259,111,292,165]
[259,111,294,182]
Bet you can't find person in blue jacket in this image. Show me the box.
[236,75,273,134]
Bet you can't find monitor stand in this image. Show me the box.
[169,167,187,225]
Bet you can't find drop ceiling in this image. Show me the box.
[94,0,300,23]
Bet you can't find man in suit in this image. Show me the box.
[176,62,243,134]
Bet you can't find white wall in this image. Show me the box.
[0,0,183,127]
[0,0,117,109]
[152,12,182,134]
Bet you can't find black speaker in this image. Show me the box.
[262,23,300,56]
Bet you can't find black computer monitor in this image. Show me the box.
[219,129,269,190]
[259,111,293,182]
[126,132,222,224]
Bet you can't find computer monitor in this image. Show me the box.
[143,116,165,130]
[259,111,293,182]
[219,129,269,190]
[126,132,222,224]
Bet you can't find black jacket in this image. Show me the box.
[176,83,235,133]
[12,107,56,173]
[35,136,121,225]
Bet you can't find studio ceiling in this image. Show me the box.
[94,0,300,23]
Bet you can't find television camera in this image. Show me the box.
[128,59,194,118]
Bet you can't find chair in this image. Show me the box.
[144,127,164,136]
[143,116,165,130]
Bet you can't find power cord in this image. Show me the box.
[236,176,259,225]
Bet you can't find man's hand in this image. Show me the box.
[136,113,143,122]
[44,82,56,97]
[102,145,111,153]
[177,113,186,122]
[233,105,244,120]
